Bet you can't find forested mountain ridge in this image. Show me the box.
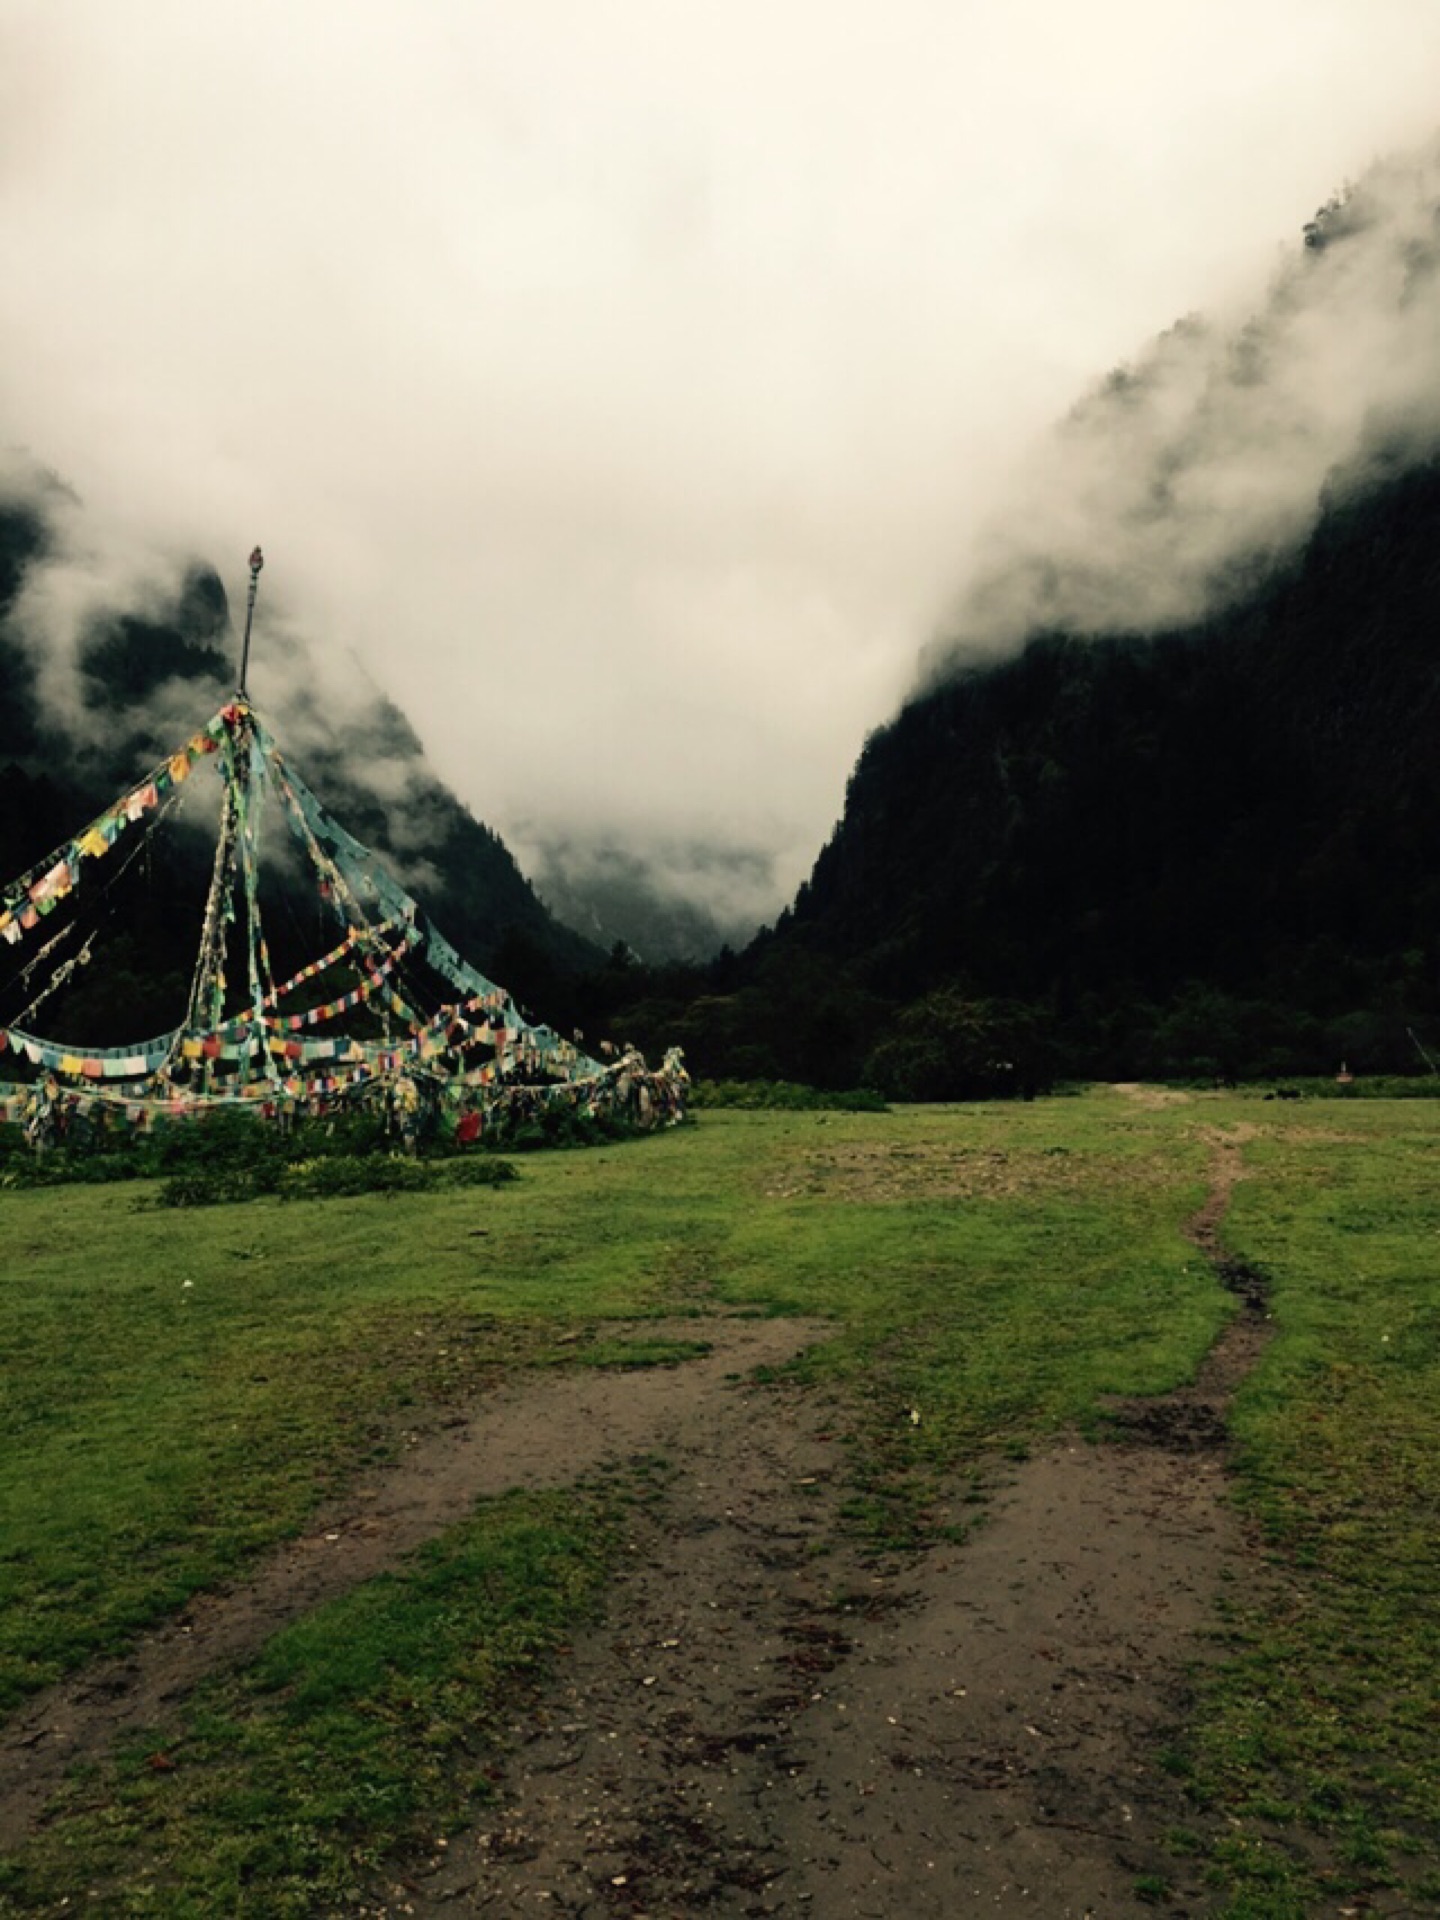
[608,424,1440,1090]
[760,449,1440,1082]
[596,156,1440,1091]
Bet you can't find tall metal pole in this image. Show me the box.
[237,545,264,696]
[225,545,263,1092]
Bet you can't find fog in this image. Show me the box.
[3,1,1440,922]
[925,144,1440,676]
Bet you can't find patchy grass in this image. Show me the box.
[557,1335,715,1369]
[714,1100,1220,1544]
[4,1091,1440,1912]
[0,1099,1220,1709]
[1173,1100,1440,1913]
[0,1486,621,1918]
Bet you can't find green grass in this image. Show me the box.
[4,1091,1440,1912]
[556,1335,715,1368]
[1177,1101,1440,1913]
[0,1099,1221,1706]
[0,1486,621,1917]
[712,1100,1220,1541]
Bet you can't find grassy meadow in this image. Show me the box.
[1,1090,1438,1914]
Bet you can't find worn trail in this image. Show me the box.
[0,1316,831,1850]
[373,1132,1273,1918]
[4,1128,1275,1914]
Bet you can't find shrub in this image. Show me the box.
[157,1165,280,1208]
[276,1154,431,1200]
[478,1104,639,1152]
[5,1102,526,1199]
[863,991,1055,1102]
[157,1151,519,1207]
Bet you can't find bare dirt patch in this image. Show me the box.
[1110,1083,1195,1110]
[363,1137,1270,1919]
[0,1316,830,1850]
[374,1408,1245,1919]
[763,1140,1175,1205]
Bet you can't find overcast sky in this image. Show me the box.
[3,1,1440,909]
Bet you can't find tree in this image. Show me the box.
[863,989,1054,1102]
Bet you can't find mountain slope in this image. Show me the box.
[654,152,1440,1089]
[707,450,1429,1085]
[589,445,1440,1089]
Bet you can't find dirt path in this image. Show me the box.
[3,1132,1273,1916]
[371,1405,1247,1919]
[367,1135,1270,1919]
[0,1316,832,1850]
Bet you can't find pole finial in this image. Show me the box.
[238,544,264,696]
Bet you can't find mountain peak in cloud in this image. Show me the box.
[924,139,1440,684]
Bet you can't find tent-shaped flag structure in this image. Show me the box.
[0,697,688,1143]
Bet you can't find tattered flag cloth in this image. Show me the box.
[260,724,599,1079]
[0,712,232,950]
[216,938,413,1038]
[3,1025,177,1077]
[258,920,413,1009]
[0,1029,691,1143]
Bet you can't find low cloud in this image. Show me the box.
[518,827,784,960]
[925,142,1440,678]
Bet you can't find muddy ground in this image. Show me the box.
[4,1131,1281,1916]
